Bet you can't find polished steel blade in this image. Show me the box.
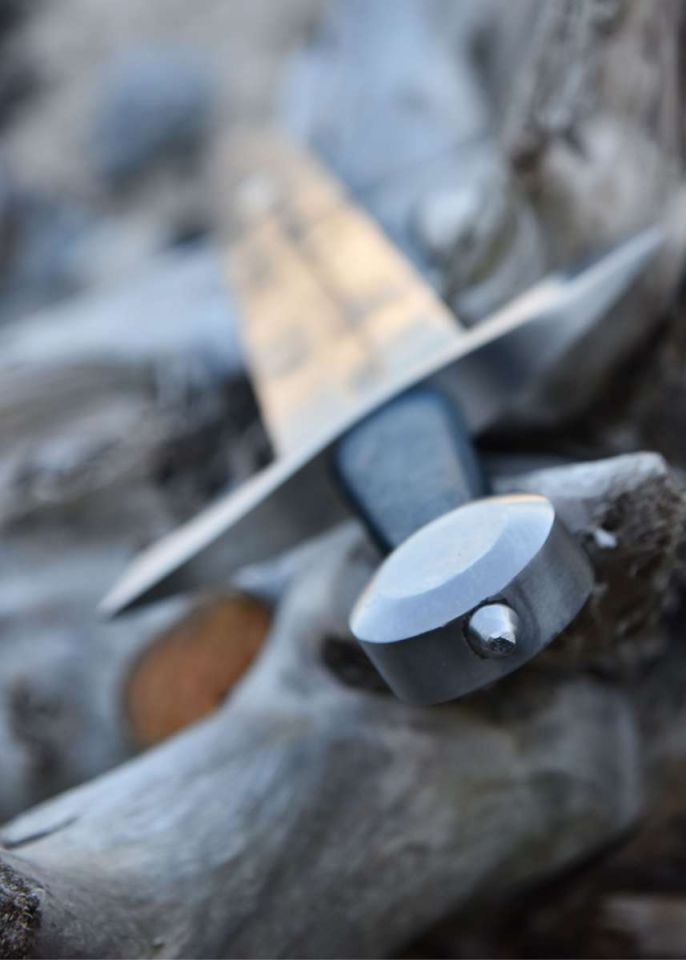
[101,227,661,616]
[226,131,468,458]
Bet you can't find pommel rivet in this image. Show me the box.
[350,494,593,704]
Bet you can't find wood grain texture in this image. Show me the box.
[0,452,681,959]
[0,246,258,821]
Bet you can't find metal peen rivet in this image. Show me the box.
[466,603,520,660]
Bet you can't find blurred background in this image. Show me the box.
[0,0,321,312]
[0,0,328,819]
[1,2,686,957]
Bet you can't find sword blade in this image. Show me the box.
[101,227,661,616]
[227,132,465,458]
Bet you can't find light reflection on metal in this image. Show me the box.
[351,495,593,704]
[101,224,659,618]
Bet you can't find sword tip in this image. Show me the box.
[99,534,191,618]
[99,569,152,619]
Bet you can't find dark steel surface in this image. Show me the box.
[333,386,485,551]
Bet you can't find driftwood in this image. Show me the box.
[0,245,265,820]
[0,452,682,959]
[496,453,684,671]
[502,0,686,425]
[0,2,685,958]
[416,621,686,959]
[288,0,686,429]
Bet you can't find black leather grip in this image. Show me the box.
[332,386,486,553]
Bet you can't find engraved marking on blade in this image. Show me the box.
[224,134,464,457]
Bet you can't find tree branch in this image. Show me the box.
[0,452,681,959]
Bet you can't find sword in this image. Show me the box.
[102,134,660,699]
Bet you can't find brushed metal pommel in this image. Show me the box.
[350,494,592,704]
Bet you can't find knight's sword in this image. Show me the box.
[102,133,660,698]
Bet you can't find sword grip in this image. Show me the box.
[332,386,487,553]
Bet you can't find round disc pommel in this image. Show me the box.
[350,494,592,704]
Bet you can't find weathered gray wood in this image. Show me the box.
[496,452,685,670]
[0,244,243,377]
[0,245,258,821]
[419,615,686,958]
[503,0,686,424]
[0,452,681,959]
[597,895,686,959]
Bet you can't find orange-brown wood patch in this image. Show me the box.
[126,594,270,748]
